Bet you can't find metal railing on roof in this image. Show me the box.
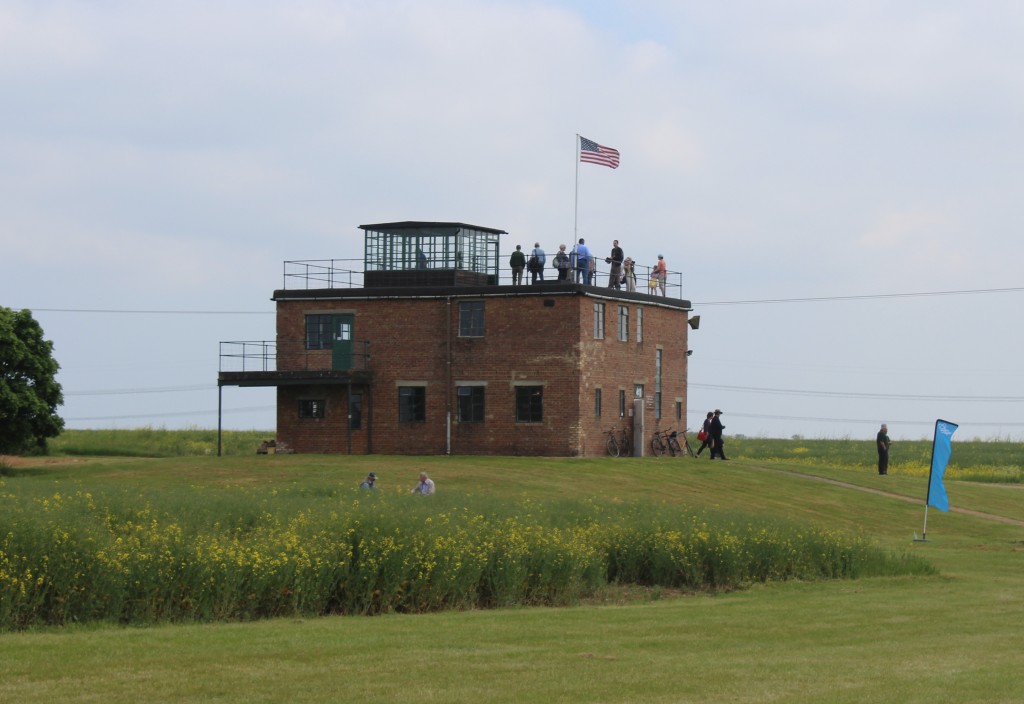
[280,259,685,299]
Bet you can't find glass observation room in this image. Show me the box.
[361,221,506,287]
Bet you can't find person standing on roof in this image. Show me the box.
[530,242,547,284]
[575,238,592,285]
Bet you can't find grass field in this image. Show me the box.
[1,442,1022,703]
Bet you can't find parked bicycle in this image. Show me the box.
[606,425,632,458]
[651,429,693,457]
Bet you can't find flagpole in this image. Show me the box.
[574,134,580,241]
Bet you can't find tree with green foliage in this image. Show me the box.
[0,307,64,454]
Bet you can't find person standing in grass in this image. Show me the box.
[412,471,435,495]
[876,424,891,475]
[709,409,728,460]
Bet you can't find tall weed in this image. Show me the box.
[0,482,933,630]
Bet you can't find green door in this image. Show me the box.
[332,314,354,370]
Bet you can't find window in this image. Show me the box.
[459,301,484,337]
[515,385,543,423]
[618,306,629,341]
[399,386,426,422]
[634,384,644,400]
[298,399,325,419]
[619,390,626,418]
[636,307,643,343]
[305,315,333,350]
[349,393,362,430]
[675,400,683,422]
[593,303,605,339]
[457,386,485,422]
[595,388,602,417]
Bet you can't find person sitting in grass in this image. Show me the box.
[360,472,379,490]
[411,471,435,496]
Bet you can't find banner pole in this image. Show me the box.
[915,419,940,542]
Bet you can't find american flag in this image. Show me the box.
[579,136,620,169]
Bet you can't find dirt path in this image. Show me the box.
[747,464,1024,527]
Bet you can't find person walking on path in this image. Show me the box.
[877,423,891,475]
[606,240,624,289]
[709,409,728,460]
[695,412,714,457]
[509,245,526,286]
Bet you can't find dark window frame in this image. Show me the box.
[456,385,485,422]
[305,314,333,350]
[349,392,363,430]
[515,385,543,423]
[459,300,485,337]
[398,386,426,423]
[298,399,325,419]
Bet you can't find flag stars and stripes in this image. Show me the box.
[579,136,620,169]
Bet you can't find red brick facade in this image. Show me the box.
[272,288,690,457]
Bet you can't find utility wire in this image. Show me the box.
[64,405,276,422]
[690,382,1024,402]
[26,308,273,315]
[20,285,1024,315]
[694,286,1024,306]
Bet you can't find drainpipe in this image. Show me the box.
[445,296,452,454]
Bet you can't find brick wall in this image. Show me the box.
[273,290,688,456]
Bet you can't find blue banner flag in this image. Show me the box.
[927,419,959,512]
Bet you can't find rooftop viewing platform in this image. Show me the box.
[278,219,688,299]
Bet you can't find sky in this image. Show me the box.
[3,0,1023,441]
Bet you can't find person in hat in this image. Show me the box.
[709,409,728,460]
[360,472,380,491]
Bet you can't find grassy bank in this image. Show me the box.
[0,444,1021,702]
[1,465,930,630]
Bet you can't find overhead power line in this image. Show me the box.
[690,382,1024,402]
[694,286,1024,306]
[64,405,276,422]
[64,385,215,396]
[694,411,1024,428]
[25,308,273,315]
[19,285,1024,315]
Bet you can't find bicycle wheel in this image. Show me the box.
[668,437,682,457]
[606,435,620,458]
[651,434,666,457]
[621,435,632,458]
[683,437,695,458]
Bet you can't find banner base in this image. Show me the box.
[912,532,929,543]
